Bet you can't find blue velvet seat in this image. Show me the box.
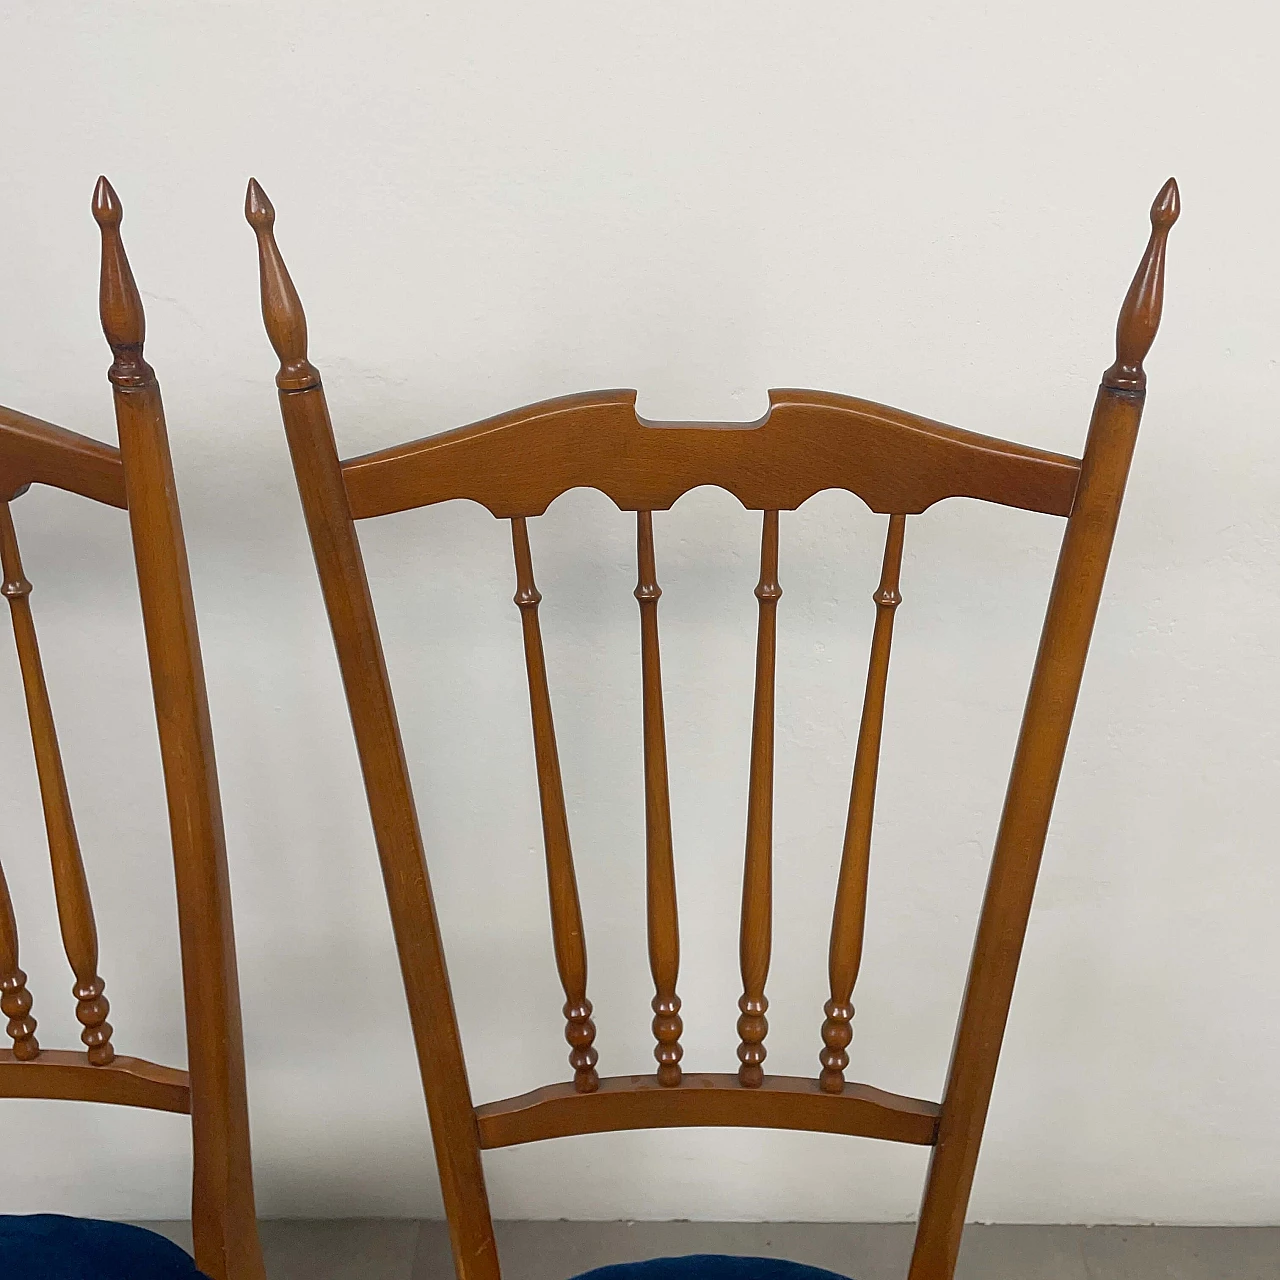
[574,1257,852,1279]
[0,1215,207,1280]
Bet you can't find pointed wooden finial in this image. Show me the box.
[1102,178,1180,392]
[92,176,153,387]
[245,179,320,391]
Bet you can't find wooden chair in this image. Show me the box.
[0,180,265,1280]
[245,177,1178,1280]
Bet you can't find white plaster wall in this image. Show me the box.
[0,0,1276,1226]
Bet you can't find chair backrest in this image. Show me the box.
[0,180,264,1280]
[246,178,1178,1280]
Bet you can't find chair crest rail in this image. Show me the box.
[2,174,267,1280]
[340,389,1082,521]
[0,404,126,509]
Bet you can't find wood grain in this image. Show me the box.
[1,501,114,1065]
[0,859,39,1060]
[342,389,1081,522]
[0,1048,190,1112]
[908,179,1180,1280]
[0,404,126,508]
[0,178,264,1280]
[1103,179,1180,392]
[247,178,501,1280]
[95,175,264,1280]
[251,178,1176,1280]
[511,516,598,1093]
[737,511,781,1087]
[821,514,906,1093]
[475,1073,939,1150]
[635,512,682,1087]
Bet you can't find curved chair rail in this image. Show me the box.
[474,1072,940,1149]
[0,1048,190,1113]
[341,389,1082,522]
[0,405,126,509]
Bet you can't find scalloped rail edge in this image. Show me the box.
[341,388,1082,521]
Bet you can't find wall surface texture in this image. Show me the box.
[1,0,1276,1226]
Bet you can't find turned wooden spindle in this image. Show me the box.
[1,502,113,1064]
[0,857,39,1060]
[245,179,322,392]
[635,512,682,1086]
[820,513,906,1092]
[511,516,598,1093]
[737,510,781,1088]
[1103,178,1180,392]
